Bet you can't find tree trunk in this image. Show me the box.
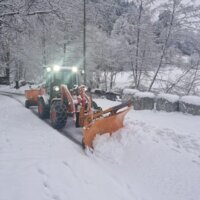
[187,58,200,95]
[148,0,176,91]
[135,0,142,88]
[104,70,108,91]
[109,71,117,90]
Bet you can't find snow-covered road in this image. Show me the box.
[0,95,200,200]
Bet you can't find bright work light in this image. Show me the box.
[46,67,51,72]
[53,86,60,91]
[53,65,61,72]
[72,66,78,73]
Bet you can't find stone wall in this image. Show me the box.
[179,96,200,115]
[132,92,155,110]
[156,94,179,112]
[122,89,200,115]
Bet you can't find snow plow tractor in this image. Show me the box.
[25,65,132,148]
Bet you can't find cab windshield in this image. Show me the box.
[54,69,76,89]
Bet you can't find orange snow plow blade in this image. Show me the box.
[83,101,132,148]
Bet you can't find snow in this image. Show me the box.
[0,95,200,200]
[158,93,180,103]
[134,91,155,98]
[123,90,180,103]
[114,72,132,89]
[93,98,119,109]
[180,95,200,106]
[123,88,139,95]
[0,85,31,95]
[0,95,128,200]
[114,67,200,96]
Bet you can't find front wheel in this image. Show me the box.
[50,101,67,129]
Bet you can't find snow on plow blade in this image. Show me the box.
[83,101,132,148]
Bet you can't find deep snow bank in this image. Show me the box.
[92,99,200,200]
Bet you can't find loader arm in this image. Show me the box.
[60,84,76,116]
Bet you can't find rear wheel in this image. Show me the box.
[38,98,49,119]
[25,100,30,108]
[50,101,67,129]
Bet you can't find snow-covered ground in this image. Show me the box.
[0,84,30,95]
[0,95,200,200]
[112,67,200,95]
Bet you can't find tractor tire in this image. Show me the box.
[38,98,49,119]
[50,101,67,130]
[25,100,30,108]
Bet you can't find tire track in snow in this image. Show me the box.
[0,92,83,148]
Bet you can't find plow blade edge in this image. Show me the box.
[83,105,132,148]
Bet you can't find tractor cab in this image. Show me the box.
[45,65,83,99]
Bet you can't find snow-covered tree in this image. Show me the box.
[111,0,158,89]
[148,0,200,91]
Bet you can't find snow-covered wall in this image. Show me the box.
[122,89,200,115]
[131,91,155,110]
[179,96,200,115]
[156,94,179,112]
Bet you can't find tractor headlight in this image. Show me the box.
[53,65,61,72]
[46,67,51,72]
[72,66,78,73]
[53,86,60,92]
